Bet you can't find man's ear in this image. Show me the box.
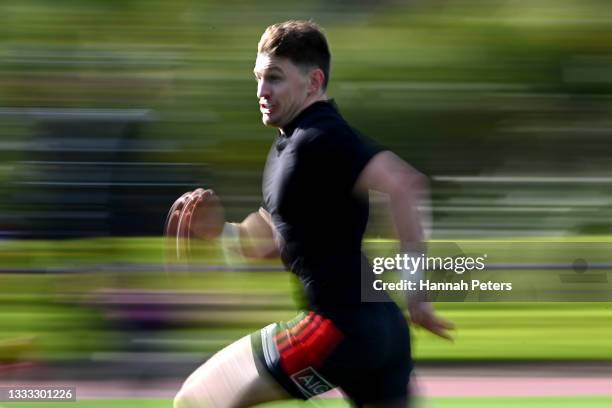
[308,68,325,95]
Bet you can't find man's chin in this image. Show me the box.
[261,116,280,128]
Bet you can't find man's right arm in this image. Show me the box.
[233,208,279,259]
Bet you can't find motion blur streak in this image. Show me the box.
[0,1,611,405]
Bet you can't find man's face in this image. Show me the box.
[254,53,311,129]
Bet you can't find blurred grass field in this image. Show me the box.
[2,301,610,361]
[1,237,611,362]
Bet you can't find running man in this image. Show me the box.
[170,20,453,408]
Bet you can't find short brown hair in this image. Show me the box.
[258,20,331,90]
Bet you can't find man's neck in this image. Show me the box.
[279,93,328,135]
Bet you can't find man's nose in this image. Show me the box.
[257,80,270,99]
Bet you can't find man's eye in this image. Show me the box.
[268,75,281,82]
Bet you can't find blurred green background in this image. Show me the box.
[2,0,612,237]
[1,0,611,382]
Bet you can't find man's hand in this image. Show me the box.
[164,188,225,261]
[408,301,455,341]
[165,188,225,240]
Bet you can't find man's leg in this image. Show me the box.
[174,335,291,408]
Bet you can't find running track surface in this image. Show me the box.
[1,377,611,399]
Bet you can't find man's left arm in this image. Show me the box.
[355,151,454,340]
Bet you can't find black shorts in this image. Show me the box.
[251,302,412,405]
